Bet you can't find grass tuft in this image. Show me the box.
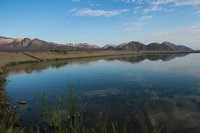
[0,66,25,133]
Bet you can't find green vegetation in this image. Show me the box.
[37,86,85,133]
[0,67,24,133]
[0,67,8,116]
[0,108,24,133]
[33,87,164,133]
[51,49,68,54]
[0,67,7,85]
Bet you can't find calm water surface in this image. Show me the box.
[5,54,200,133]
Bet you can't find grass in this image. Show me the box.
[0,108,24,133]
[0,67,8,113]
[35,86,85,133]
[32,86,164,133]
[0,67,24,133]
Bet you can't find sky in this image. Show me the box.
[0,0,200,49]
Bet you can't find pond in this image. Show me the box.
[5,53,200,133]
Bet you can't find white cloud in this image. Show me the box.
[87,1,100,7]
[72,0,80,2]
[121,0,143,3]
[150,0,176,5]
[116,0,200,15]
[148,0,200,6]
[127,0,200,14]
[143,5,162,13]
[140,15,153,20]
[120,0,200,6]
[174,0,200,6]
[70,8,128,17]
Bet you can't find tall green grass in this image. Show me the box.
[35,86,164,133]
[36,86,85,133]
[0,67,25,133]
[0,108,25,133]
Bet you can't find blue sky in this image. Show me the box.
[0,0,200,49]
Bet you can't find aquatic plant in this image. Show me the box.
[36,85,85,133]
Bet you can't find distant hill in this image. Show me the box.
[102,41,193,51]
[0,37,99,50]
[0,36,15,45]
[0,36,193,51]
[147,42,193,51]
[117,41,146,51]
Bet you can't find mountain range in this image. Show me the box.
[0,36,193,51]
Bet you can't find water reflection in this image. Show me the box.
[7,58,99,75]
[106,53,188,63]
[7,54,188,75]
[6,53,200,133]
[81,82,200,133]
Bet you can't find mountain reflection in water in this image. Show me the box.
[6,53,200,133]
[7,54,188,75]
[106,53,188,63]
